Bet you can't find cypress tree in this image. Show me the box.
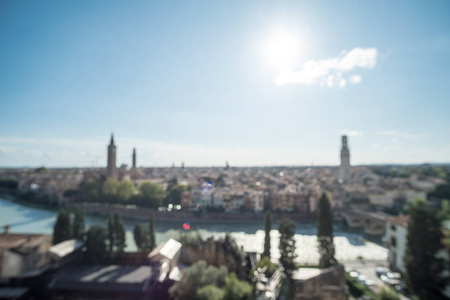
[85,225,107,264]
[53,209,72,244]
[278,218,297,279]
[263,211,272,258]
[149,212,156,251]
[133,223,144,252]
[317,193,336,268]
[404,201,447,299]
[107,214,115,256]
[114,213,126,254]
[72,208,86,240]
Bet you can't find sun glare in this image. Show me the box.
[263,29,301,68]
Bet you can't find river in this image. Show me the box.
[0,197,387,264]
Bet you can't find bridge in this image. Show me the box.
[335,209,389,236]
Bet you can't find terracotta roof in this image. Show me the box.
[389,215,409,228]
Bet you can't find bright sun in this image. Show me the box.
[263,29,301,68]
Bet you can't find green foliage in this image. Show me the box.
[252,256,278,279]
[345,272,376,299]
[377,286,400,300]
[133,223,145,251]
[428,183,450,206]
[317,193,336,268]
[263,211,272,258]
[0,179,18,190]
[35,166,49,174]
[166,183,188,205]
[103,178,119,195]
[72,208,85,240]
[148,212,156,251]
[53,209,72,244]
[195,285,224,300]
[278,218,298,279]
[404,203,447,300]
[107,213,126,257]
[139,181,166,208]
[63,189,78,198]
[117,180,136,200]
[78,179,99,202]
[221,233,244,262]
[85,225,107,264]
[223,272,252,300]
[169,260,228,300]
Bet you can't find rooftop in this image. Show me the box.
[389,215,409,228]
[49,239,84,258]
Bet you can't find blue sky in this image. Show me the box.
[0,0,449,167]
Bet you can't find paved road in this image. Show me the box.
[343,260,409,299]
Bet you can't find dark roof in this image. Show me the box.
[49,265,154,293]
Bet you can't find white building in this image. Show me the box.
[384,215,409,273]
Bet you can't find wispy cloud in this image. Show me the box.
[275,47,378,87]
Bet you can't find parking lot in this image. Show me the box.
[343,260,409,299]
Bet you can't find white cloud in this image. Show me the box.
[375,131,427,139]
[349,75,362,84]
[275,47,378,87]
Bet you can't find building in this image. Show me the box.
[338,135,351,183]
[107,134,118,179]
[0,230,52,278]
[384,215,409,273]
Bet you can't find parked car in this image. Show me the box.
[375,267,389,277]
[380,272,402,287]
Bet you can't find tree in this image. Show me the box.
[107,213,126,257]
[133,223,144,251]
[117,180,136,201]
[263,211,272,258]
[166,183,188,206]
[140,182,166,208]
[404,200,447,299]
[114,213,126,254]
[53,209,72,244]
[85,225,107,264]
[79,179,99,202]
[278,218,298,279]
[223,272,252,300]
[103,178,119,195]
[169,260,228,300]
[148,212,156,251]
[377,286,400,300]
[196,284,224,300]
[317,193,336,268]
[72,208,86,240]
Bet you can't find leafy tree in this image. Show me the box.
[140,182,166,208]
[148,212,156,251]
[72,208,86,240]
[117,180,136,201]
[428,183,450,206]
[263,211,272,258]
[377,286,400,300]
[404,200,447,299]
[35,166,49,173]
[196,284,224,300]
[166,184,188,205]
[223,272,252,300]
[169,260,228,300]
[278,218,298,279]
[53,209,72,244]
[85,225,107,264]
[79,179,99,202]
[103,178,119,195]
[317,193,336,268]
[0,179,18,190]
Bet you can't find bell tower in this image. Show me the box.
[107,134,117,179]
[339,135,351,183]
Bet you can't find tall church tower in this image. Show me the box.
[107,134,118,179]
[339,135,351,183]
[132,148,136,169]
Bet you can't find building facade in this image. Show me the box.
[107,134,117,179]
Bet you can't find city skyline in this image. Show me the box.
[1,0,450,167]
